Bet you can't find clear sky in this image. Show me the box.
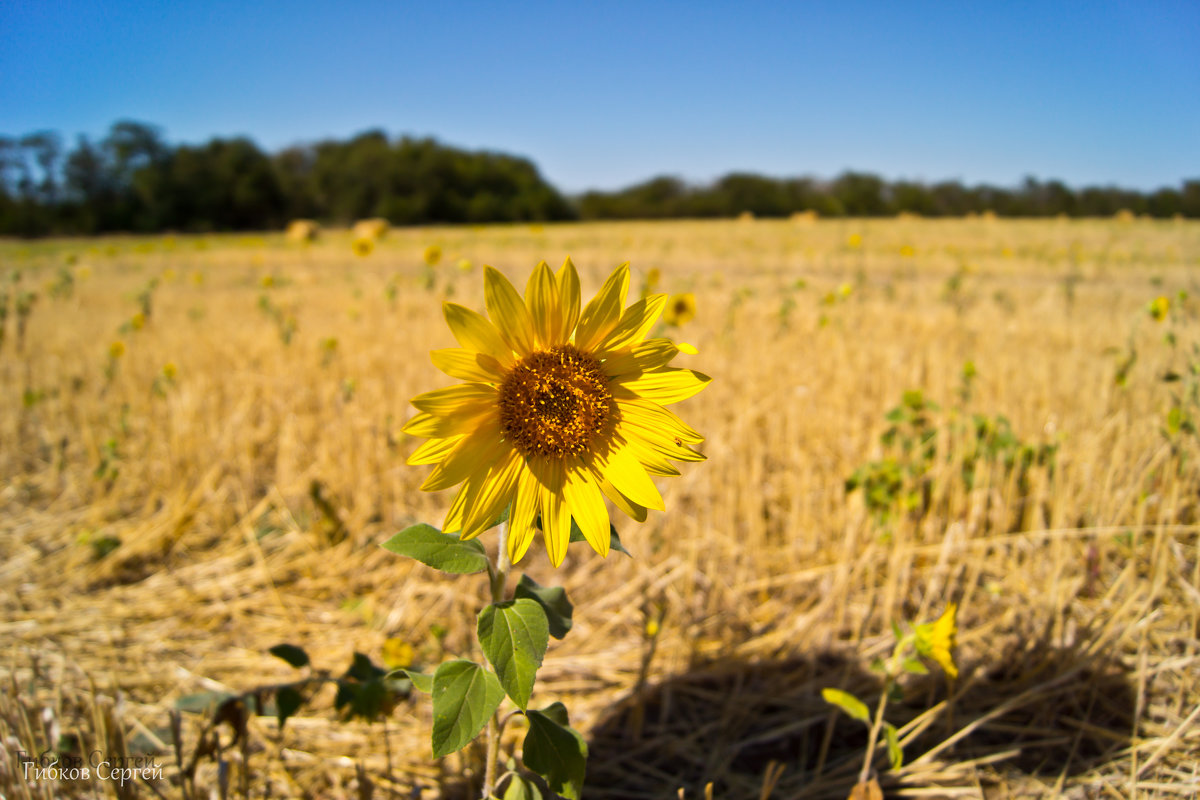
[2,0,1197,193]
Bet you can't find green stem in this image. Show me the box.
[481,521,510,799]
[859,678,891,785]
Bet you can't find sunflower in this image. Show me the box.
[662,293,696,326]
[916,602,959,679]
[404,259,709,566]
[352,237,375,257]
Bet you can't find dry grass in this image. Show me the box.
[2,218,1199,799]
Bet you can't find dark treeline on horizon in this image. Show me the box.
[2,120,1198,237]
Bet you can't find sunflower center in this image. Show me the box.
[499,345,614,459]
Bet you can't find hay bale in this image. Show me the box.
[352,218,390,241]
[285,219,320,242]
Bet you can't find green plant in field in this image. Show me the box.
[104,340,125,383]
[257,293,298,345]
[846,390,939,526]
[14,289,36,352]
[1154,296,1200,471]
[173,645,413,800]
[824,603,958,790]
[848,384,1056,530]
[389,259,707,799]
[959,413,1058,493]
[93,436,121,490]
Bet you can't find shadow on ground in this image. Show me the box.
[586,641,1136,800]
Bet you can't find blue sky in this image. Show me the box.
[2,0,1197,193]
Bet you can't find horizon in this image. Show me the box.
[3,1,1198,194]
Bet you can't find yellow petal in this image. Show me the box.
[420,419,505,491]
[407,435,462,465]
[525,261,562,347]
[430,348,505,383]
[462,446,522,540]
[442,474,476,533]
[595,294,668,353]
[443,303,515,367]
[597,475,648,522]
[564,460,609,557]
[575,263,629,351]
[612,368,711,405]
[602,338,680,377]
[403,409,493,438]
[556,257,581,342]
[617,398,704,444]
[528,458,569,567]
[625,423,704,464]
[633,443,682,476]
[507,466,541,564]
[620,414,706,464]
[592,440,664,511]
[411,383,497,415]
[484,266,536,356]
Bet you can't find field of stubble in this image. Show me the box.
[2,217,1199,799]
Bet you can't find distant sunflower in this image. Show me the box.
[405,259,709,566]
[662,293,696,326]
[352,237,375,257]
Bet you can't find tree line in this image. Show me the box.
[2,120,1197,237]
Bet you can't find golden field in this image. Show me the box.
[2,217,1199,799]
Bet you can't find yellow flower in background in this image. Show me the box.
[405,259,709,566]
[424,245,442,266]
[457,258,474,272]
[352,237,375,257]
[1148,295,1170,322]
[662,293,696,326]
[917,602,959,678]
[847,233,863,249]
[382,637,415,670]
[130,312,146,331]
[108,341,125,360]
[162,362,178,380]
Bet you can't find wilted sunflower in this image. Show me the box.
[405,259,709,566]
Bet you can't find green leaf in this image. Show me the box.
[901,657,929,675]
[402,669,433,694]
[275,686,304,730]
[884,722,903,770]
[345,652,386,682]
[524,705,588,800]
[568,520,631,556]
[430,660,504,758]
[503,774,544,800]
[268,643,310,669]
[381,523,488,574]
[821,688,870,723]
[478,600,549,710]
[514,574,574,640]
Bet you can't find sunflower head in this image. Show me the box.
[352,237,375,257]
[915,602,959,679]
[663,293,696,326]
[1148,295,1169,322]
[404,259,709,567]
